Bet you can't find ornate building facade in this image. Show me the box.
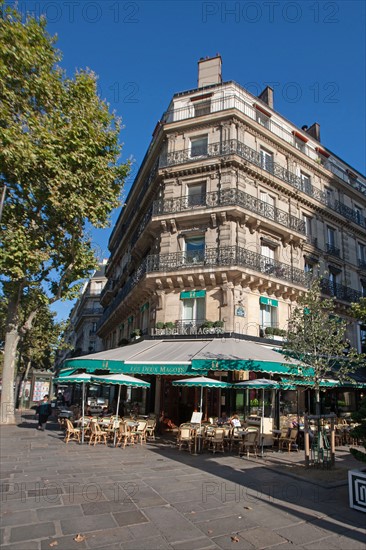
[97,56,366,355]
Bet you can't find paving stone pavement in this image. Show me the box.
[0,412,365,550]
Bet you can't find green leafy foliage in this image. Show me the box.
[350,297,366,324]
[0,2,129,422]
[283,278,364,400]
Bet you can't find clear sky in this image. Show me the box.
[10,0,366,321]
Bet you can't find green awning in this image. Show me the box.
[192,358,312,376]
[281,377,339,388]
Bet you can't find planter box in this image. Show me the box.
[348,468,366,512]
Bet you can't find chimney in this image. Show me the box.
[198,55,222,88]
[258,86,274,110]
[305,122,321,142]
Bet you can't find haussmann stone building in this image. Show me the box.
[92,56,366,422]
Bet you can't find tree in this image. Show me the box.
[350,298,366,325]
[15,301,67,407]
[0,3,129,423]
[283,277,364,415]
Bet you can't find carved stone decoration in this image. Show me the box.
[167,278,175,289]
[177,277,184,289]
[170,219,177,233]
[211,213,217,228]
[187,275,195,288]
[161,220,167,232]
[155,290,165,310]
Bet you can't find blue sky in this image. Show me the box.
[11,0,366,321]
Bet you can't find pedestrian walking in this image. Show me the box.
[37,394,52,430]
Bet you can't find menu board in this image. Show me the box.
[32,380,50,402]
[191,412,203,424]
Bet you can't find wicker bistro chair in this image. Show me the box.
[135,420,148,445]
[279,428,299,453]
[116,422,134,449]
[105,418,121,442]
[177,425,195,452]
[239,430,259,458]
[274,427,290,450]
[146,418,156,440]
[208,427,225,454]
[64,418,81,444]
[89,420,108,446]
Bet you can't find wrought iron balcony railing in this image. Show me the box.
[334,201,366,227]
[305,235,318,247]
[97,259,148,331]
[320,278,362,303]
[159,139,365,230]
[326,243,341,257]
[146,246,308,286]
[160,93,366,196]
[153,189,305,234]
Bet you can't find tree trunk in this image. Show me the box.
[1,299,20,424]
[315,388,321,416]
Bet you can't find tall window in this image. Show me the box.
[185,235,205,264]
[260,148,274,174]
[261,243,276,273]
[182,298,205,324]
[260,304,277,329]
[358,243,366,266]
[355,206,363,225]
[300,172,311,193]
[327,226,336,250]
[329,270,338,295]
[187,182,206,207]
[190,135,208,157]
[303,214,312,237]
[325,186,333,207]
[259,191,275,216]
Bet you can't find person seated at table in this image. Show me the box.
[217,411,229,425]
[159,411,177,430]
[230,413,241,427]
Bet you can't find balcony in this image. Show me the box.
[161,92,366,197]
[320,278,362,303]
[326,243,341,258]
[153,189,305,234]
[334,201,366,228]
[305,235,318,248]
[159,139,365,230]
[146,246,307,286]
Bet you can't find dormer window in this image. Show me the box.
[292,131,308,153]
[254,104,271,129]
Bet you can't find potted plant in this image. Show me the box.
[155,322,164,330]
[213,320,224,334]
[130,328,141,340]
[163,322,175,330]
[348,397,366,512]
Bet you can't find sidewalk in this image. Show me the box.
[1,412,365,550]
